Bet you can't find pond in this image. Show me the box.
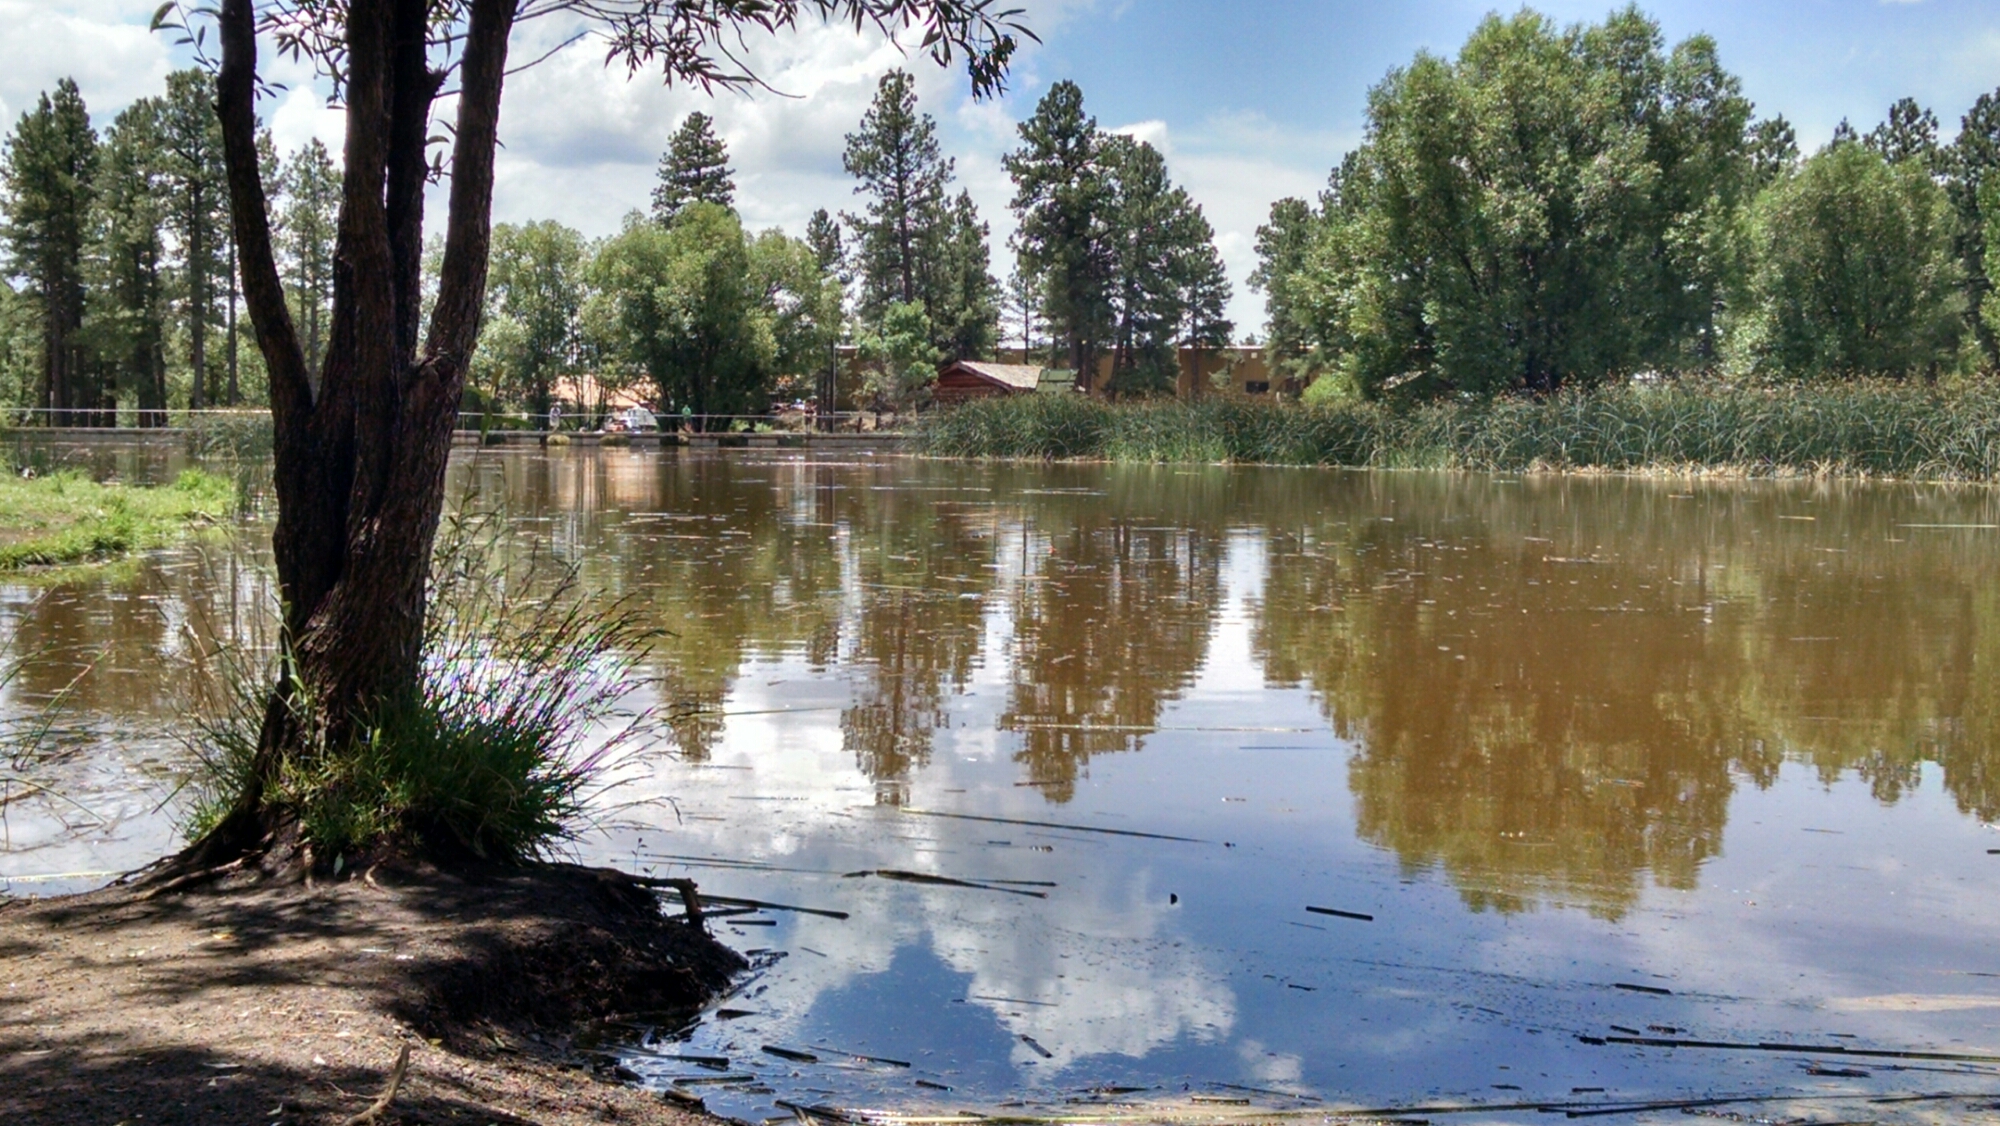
[4,447,2000,1121]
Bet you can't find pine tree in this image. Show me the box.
[1867,98,1942,171]
[1099,135,1230,395]
[1004,80,1113,386]
[1,79,98,423]
[1747,116,1800,189]
[933,190,997,359]
[842,71,952,323]
[85,97,171,426]
[160,68,229,411]
[806,207,846,282]
[999,262,1044,355]
[278,138,340,380]
[652,112,734,223]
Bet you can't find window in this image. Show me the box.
[1244,381,1271,395]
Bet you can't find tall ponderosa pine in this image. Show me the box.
[278,138,340,380]
[652,112,734,223]
[998,262,1044,354]
[1005,80,1112,385]
[161,69,230,411]
[933,190,998,359]
[87,98,171,426]
[1747,116,1800,189]
[1099,135,1229,395]
[184,0,1024,873]
[843,72,947,319]
[840,71,996,359]
[2,79,99,423]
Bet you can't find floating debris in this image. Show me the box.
[1306,906,1374,922]
[705,895,851,921]
[900,808,1203,842]
[843,869,1048,898]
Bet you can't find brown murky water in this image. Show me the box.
[5,446,2000,1121]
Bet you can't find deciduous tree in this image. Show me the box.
[169,0,1025,870]
[592,203,775,423]
[1734,142,1962,380]
[480,219,587,418]
[1255,8,1754,398]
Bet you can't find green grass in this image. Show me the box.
[0,468,237,570]
[920,382,2000,481]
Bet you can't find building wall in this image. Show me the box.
[990,346,1287,398]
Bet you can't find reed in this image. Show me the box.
[919,382,2000,481]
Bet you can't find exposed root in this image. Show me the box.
[337,1043,411,1126]
[137,855,251,900]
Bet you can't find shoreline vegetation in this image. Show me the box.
[919,382,2000,483]
[0,466,235,570]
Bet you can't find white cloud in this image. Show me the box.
[0,0,172,127]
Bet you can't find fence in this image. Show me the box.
[3,407,911,434]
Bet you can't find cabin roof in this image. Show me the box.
[944,361,1045,391]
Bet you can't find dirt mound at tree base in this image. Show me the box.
[0,862,745,1125]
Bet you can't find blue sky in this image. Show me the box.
[7,1,2000,337]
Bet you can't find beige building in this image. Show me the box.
[989,346,1291,397]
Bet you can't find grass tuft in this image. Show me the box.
[183,508,662,863]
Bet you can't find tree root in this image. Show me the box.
[138,855,252,900]
[337,1043,410,1126]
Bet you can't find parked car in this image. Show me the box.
[606,407,660,433]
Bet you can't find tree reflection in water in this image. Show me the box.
[9,450,2000,921]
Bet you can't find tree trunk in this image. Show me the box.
[227,230,240,405]
[190,184,208,412]
[195,0,510,858]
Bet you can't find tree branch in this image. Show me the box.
[217,0,310,423]
[386,0,440,373]
[425,0,516,367]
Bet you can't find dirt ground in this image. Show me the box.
[0,862,746,1125]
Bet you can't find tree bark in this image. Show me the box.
[205,0,510,849]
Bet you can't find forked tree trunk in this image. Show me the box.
[193,0,511,858]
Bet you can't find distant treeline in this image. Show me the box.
[1253,7,2000,400]
[0,71,334,423]
[2,62,1236,424]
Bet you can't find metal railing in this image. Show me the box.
[1,407,917,433]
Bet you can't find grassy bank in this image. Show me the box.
[919,382,2000,480]
[0,468,236,569]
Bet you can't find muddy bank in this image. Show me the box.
[0,862,744,1125]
